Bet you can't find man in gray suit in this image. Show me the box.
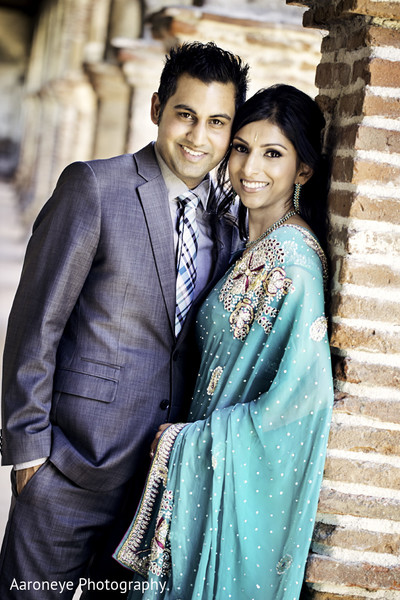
[0,42,249,598]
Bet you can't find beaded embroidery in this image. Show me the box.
[276,553,293,575]
[207,366,224,396]
[219,236,292,341]
[310,316,328,342]
[114,423,186,576]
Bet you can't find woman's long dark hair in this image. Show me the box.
[215,84,330,252]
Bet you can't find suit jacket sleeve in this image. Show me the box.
[1,161,101,465]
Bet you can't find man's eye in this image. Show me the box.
[179,112,194,120]
[210,119,224,126]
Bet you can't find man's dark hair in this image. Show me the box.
[157,41,249,118]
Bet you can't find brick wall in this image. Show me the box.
[288,1,400,598]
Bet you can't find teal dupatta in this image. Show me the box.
[115,225,334,600]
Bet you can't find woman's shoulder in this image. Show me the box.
[270,224,328,281]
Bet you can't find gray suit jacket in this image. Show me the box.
[1,144,238,491]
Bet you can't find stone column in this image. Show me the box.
[15,0,107,223]
[287,1,400,598]
[86,63,131,158]
[117,41,164,151]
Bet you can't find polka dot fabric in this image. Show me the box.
[117,225,333,600]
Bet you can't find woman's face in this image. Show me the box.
[228,119,310,222]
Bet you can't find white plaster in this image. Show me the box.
[331,410,400,429]
[330,213,400,234]
[338,282,400,301]
[372,45,400,61]
[330,180,400,199]
[337,115,400,130]
[322,478,400,501]
[362,116,400,132]
[357,149,400,167]
[367,85,400,98]
[334,379,400,401]
[332,315,400,333]
[333,348,400,368]
[311,543,400,568]
[327,448,400,468]
[317,511,400,534]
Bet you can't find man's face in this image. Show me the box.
[151,73,236,189]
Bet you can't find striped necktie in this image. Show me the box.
[175,191,200,336]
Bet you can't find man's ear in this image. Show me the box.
[296,163,313,185]
[150,93,161,125]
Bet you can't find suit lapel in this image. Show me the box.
[135,145,176,336]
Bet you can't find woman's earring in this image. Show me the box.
[293,183,302,213]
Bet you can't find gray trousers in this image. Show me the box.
[0,460,144,599]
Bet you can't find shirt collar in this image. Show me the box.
[154,143,210,210]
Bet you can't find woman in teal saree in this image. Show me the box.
[114,84,334,600]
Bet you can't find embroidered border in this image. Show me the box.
[288,225,328,289]
[114,423,186,575]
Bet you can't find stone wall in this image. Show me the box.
[287,1,400,598]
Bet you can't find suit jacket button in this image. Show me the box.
[160,399,169,410]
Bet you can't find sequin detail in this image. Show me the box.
[310,316,328,342]
[300,227,328,289]
[114,423,186,576]
[276,554,293,575]
[207,366,224,396]
[219,237,292,341]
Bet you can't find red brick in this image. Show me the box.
[356,126,400,153]
[318,486,400,521]
[316,93,337,115]
[338,91,365,116]
[369,58,400,87]
[364,93,400,118]
[334,355,400,388]
[306,553,400,590]
[316,62,352,88]
[367,24,400,49]
[330,156,354,183]
[328,422,400,456]
[334,392,400,425]
[321,27,367,53]
[342,0,400,20]
[352,159,400,184]
[330,322,400,353]
[324,455,400,489]
[313,521,400,554]
[329,190,400,223]
[352,57,371,85]
[332,293,400,324]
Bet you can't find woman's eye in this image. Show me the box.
[266,150,282,158]
[232,143,248,153]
